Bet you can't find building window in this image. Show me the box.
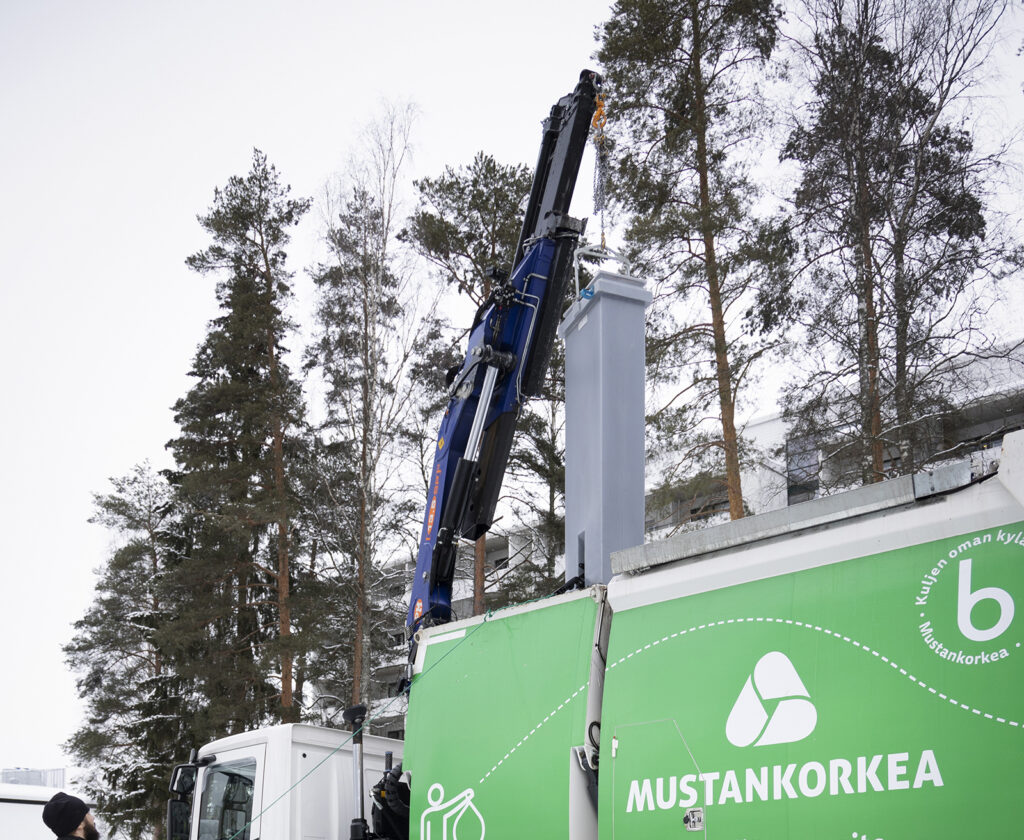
[645,477,730,532]
[786,436,819,505]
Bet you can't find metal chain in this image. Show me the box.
[591,93,609,250]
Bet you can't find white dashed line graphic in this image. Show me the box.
[605,616,1019,729]
[478,682,589,785]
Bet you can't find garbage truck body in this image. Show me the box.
[405,434,1024,839]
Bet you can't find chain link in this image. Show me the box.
[591,93,609,250]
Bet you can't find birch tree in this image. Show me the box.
[306,105,422,706]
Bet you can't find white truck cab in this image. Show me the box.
[169,723,402,840]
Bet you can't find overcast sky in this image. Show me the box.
[1,0,1020,779]
[0,0,616,773]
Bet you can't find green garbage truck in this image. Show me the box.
[403,431,1024,839]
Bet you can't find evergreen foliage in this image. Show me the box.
[65,464,192,840]
[288,435,380,718]
[404,152,532,306]
[778,0,1019,487]
[597,0,787,520]
[165,148,310,728]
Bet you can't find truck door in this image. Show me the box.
[609,719,705,837]
[194,745,266,840]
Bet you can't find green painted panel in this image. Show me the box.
[601,522,1024,839]
[404,595,599,840]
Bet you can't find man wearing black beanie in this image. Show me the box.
[42,791,100,840]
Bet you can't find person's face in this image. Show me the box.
[82,812,100,840]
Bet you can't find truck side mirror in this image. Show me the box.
[169,763,197,796]
[166,798,191,840]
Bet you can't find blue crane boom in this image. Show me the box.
[406,70,602,633]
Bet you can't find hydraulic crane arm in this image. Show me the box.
[407,70,602,633]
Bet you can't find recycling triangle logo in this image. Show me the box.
[725,651,817,747]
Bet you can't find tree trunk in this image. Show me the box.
[892,239,912,473]
[690,0,744,519]
[352,484,367,707]
[269,333,293,718]
[352,270,374,707]
[274,433,293,719]
[546,404,559,578]
[150,534,162,678]
[261,241,294,718]
[845,7,885,485]
[235,541,253,735]
[855,171,885,483]
[473,535,486,615]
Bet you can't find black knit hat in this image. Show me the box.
[42,791,90,836]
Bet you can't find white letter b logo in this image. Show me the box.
[957,558,1014,642]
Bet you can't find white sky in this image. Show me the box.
[0,0,614,772]
[1,0,1020,777]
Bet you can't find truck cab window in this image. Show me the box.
[197,759,257,840]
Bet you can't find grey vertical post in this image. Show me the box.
[557,270,651,585]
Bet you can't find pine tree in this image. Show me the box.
[166,149,310,728]
[597,0,786,520]
[780,0,1018,487]
[404,152,532,309]
[65,464,193,840]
